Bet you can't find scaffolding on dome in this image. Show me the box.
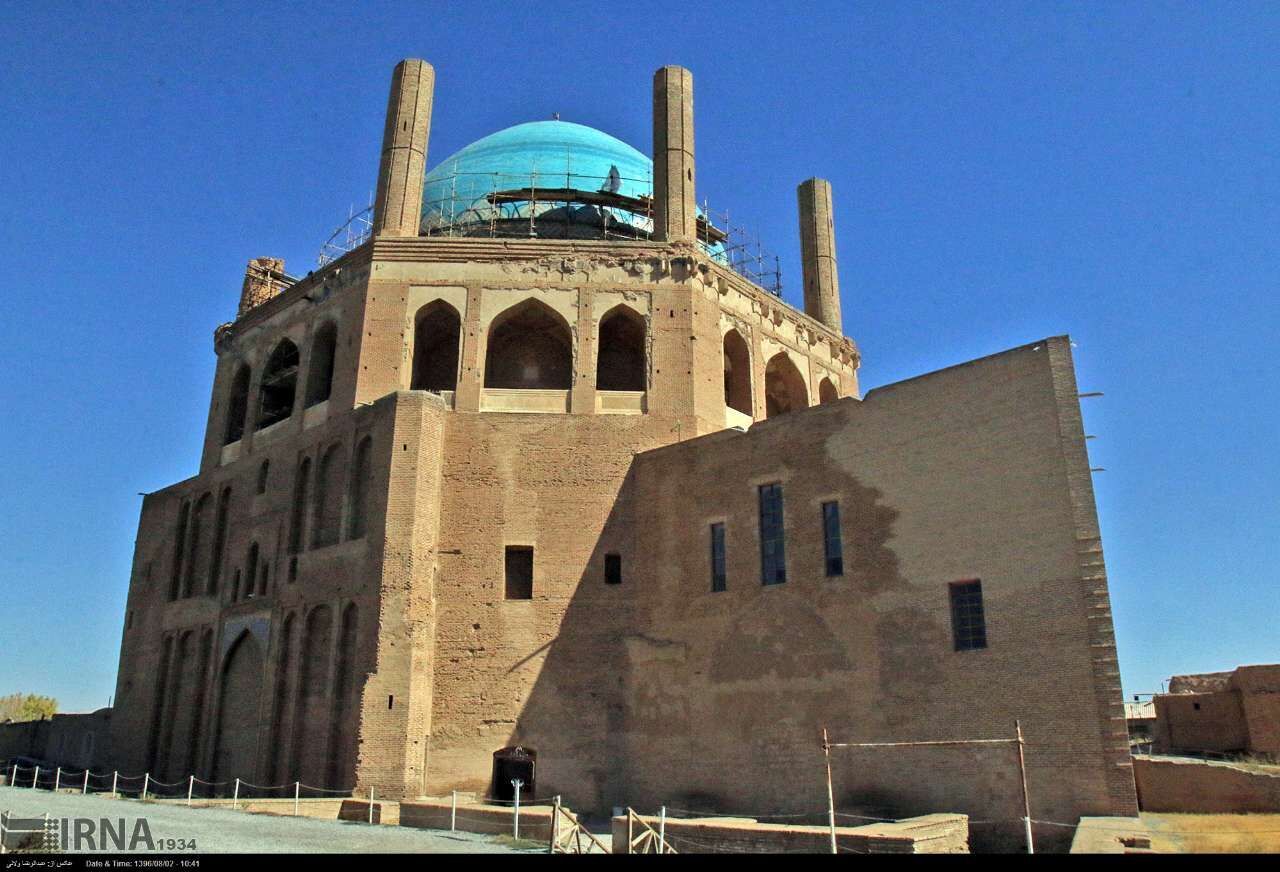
[317,169,782,296]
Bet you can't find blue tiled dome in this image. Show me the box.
[421,120,654,232]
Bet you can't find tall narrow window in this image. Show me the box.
[758,483,786,585]
[169,500,190,601]
[257,460,270,494]
[710,522,727,592]
[822,501,844,577]
[949,580,988,651]
[244,543,259,601]
[225,364,250,444]
[305,322,337,407]
[504,546,534,600]
[347,437,372,540]
[257,339,299,430]
[312,443,344,549]
[722,330,752,416]
[604,553,622,585]
[209,487,231,595]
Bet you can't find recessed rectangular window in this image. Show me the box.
[949,580,988,651]
[505,546,534,600]
[822,501,844,577]
[710,523,726,592]
[758,483,786,585]
[604,553,622,585]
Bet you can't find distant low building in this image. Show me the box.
[1124,700,1156,750]
[1151,664,1280,759]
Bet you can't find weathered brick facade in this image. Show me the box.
[107,59,1135,852]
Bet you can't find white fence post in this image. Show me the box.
[142,773,149,801]
[111,771,118,798]
[187,775,194,806]
[294,782,300,817]
[83,770,89,795]
[450,790,457,831]
[232,778,239,810]
[9,764,15,787]
[53,768,61,792]
[368,787,375,825]
[511,779,523,840]
[32,766,39,790]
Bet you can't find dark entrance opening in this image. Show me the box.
[490,746,536,802]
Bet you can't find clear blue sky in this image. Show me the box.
[0,2,1276,712]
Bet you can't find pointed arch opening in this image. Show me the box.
[257,339,299,430]
[596,305,646,391]
[484,299,573,390]
[347,436,372,540]
[412,301,461,392]
[305,322,337,408]
[312,443,344,549]
[210,631,265,788]
[723,329,753,416]
[764,352,808,418]
[225,364,251,444]
[209,487,231,596]
[819,377,839,404]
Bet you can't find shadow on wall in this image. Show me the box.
[492,403,981,826]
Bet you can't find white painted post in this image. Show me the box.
[232,778,239,810]
[142,773,149,801]
[368,787,375,825]
[32,766,39,789]
[511,779,523,840]
[9,763,15,786]
[187,775,194,806]
[450,790,457,831]
[294,782,300,817]
[659,806,666,854]
[83,770,89,794]
[111,771,118,798]
[54,768,60,792]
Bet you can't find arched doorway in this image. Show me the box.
[491,746,536,802]
[764,352,808,417]
[211,632,266,787]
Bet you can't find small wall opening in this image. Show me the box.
[596,305,646,391]
[484,300,572,390]
[257,339,299,430]
[347,436,372,540]
[505,546,534,600]
[411,301,461,392]
[764,352,807,418]
[723,329,752,415]
[490,746,536,802]
[305,322,337,407]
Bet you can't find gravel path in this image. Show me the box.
[0,785,535,853]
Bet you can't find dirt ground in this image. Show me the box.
[1141,812,1280,853]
